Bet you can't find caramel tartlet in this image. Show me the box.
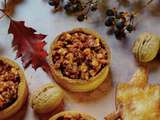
[0,56,28,119]
[49,28,111,92]
[49,111,96,120]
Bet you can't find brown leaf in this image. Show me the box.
[4,0,24,16]
[8,19,51,73]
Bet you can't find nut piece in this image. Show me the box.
[30,83,64,114]
[132,32,160,62]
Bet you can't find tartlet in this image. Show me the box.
[30,83,64,114]
[0,56,28,119]
[105,67,160,120]
[49,111,96,120]
[49,28,111,92]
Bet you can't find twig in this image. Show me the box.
[0,8,12,20]
[144,0,154,8]
[0,0,7,19]
[4,0,7,8]
[0,8,4,12]
[84,0,97,15]
[0,14,5,20]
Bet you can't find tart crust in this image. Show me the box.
[49,28,111,92]
[49,111,96,120]
[0,56,28,119]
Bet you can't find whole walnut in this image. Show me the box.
[132,32,160,62]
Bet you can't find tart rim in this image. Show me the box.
[49,111,96,120]
[49,28,111,92]
[0,56,28,119]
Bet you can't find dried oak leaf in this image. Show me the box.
[4,0,24,16]
[105,67,160,119]
[8,19,50,73]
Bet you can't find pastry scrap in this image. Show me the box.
[49,28,111,92]
[0,56,28,119]
[49,111,96,120]
[105,67,160,120]
[30,83,64,114]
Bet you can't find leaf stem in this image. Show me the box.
[0,8,12,20]
[0,14,5,20]
[0,9,3,12]
[4,0,7,8]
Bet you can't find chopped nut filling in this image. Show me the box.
[52,32,108,80]
[0,60,20,110]
[56,114,86,120]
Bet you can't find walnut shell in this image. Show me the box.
[49,111,96,120]
[49,28,111,92]
[30,83,64,114]
[0,56,28,120]
[132,32,160,62]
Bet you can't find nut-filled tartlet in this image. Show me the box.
[0,56,28,119]
[49,28,111,92]
[49,111,96,120]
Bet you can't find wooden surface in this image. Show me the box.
[0,0,160,120]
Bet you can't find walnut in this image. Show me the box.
[80,63,88,72]
[83,48,91,56]
[132,33,160,62]
[58,48,68,55]
[91,58,99,67]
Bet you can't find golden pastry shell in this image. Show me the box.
[49,111,96,120]
[49,28,111,92]
[0,56,28,120]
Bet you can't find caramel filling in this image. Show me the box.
[52,32,108,80]
[0,60,20,110]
